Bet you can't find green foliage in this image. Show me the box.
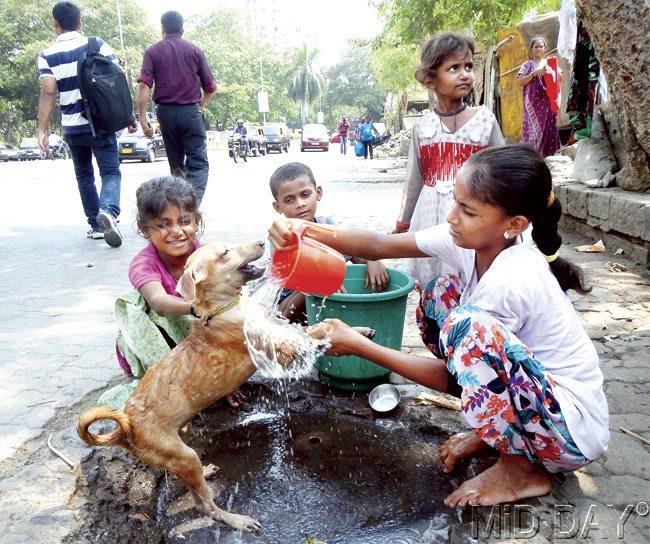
[0,1,300,142]
[321,45,385,127]
[370,43,420,94]
[187,8,296,129]
[374,0,561,46]
[0,0,155,144]
[288,44,323,123]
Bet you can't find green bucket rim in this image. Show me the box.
[307,264,415,303]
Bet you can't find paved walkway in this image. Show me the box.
[0,152,648,543]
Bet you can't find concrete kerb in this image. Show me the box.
[555,181,650,267]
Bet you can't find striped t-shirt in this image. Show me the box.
[37,31,117,136]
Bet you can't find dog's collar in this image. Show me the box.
[198,296,241,326]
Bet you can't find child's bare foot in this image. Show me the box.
[444,453,552,508]
[440,431,490,473]
[225,389,246,408]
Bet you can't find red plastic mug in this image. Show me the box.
[270,222,346,296]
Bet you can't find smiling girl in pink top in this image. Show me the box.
[115,176,244,407]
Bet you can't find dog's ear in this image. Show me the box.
[176,269,196,301]
[176,261,208,301]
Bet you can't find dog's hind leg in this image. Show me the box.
[168,442,262,533]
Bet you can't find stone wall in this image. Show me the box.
[555,182,650,266]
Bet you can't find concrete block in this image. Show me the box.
[554,184,568,210]
[566,185,589,220]
[608,196,644,238]
[587,190,612,221]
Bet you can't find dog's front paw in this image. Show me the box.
[352,326,376,340]
[220,512,263,533]
[202,463,219,480]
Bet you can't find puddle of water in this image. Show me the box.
[157,412,457,543]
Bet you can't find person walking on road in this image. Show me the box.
[37,1,130,247]
[338,116,351,155]
[357,116,379,159]
[137,10,217,206]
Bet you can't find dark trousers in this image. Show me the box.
[65,131,121,229]
[156,104,209,204]
[362,139,373,159]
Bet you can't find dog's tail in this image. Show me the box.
[77,406,131,447]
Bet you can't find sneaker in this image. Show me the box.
[96,211,122,248]
[87,229,105,240]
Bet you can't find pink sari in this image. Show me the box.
[519,60,560,157]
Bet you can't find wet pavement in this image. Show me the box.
[0,149,648,543]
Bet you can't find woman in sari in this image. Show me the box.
[518,37,561,157]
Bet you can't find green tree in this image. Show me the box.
[373,0,561,47]
[288,44,323,125]
[369,43,421,131]
[322,45,385,127]
[187,8,295,129]
[0,0,156,144]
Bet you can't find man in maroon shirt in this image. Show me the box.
[137,11,216,204]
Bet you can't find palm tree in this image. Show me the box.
[288,44,323,124]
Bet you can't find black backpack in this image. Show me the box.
[77,37,135,137]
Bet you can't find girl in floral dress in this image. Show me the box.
[269,145,609,507]
[396,33,504,288]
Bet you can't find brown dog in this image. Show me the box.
[77,241,372,532]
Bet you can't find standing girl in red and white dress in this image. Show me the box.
[396,33,504,287]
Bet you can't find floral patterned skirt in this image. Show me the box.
[416,275,589,473]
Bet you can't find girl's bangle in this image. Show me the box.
[189,303,200,318]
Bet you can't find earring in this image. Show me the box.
[503,232,510,240]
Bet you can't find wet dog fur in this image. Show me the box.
[77,241,373,532]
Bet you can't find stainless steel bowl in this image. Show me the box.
[368,384,400,413]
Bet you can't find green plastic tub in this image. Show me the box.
[306,264,415,391]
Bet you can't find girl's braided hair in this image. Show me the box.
[464,144,591,294]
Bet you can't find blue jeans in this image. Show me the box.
[340,136,348,154]
[157,104,209,204]
[65,132,121,230]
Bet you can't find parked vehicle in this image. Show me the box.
[48,141,70,160]
[300,123,329,152]
[117,124,166,163]
[330,131,355,144]
[0,144,20,162]
[228,133,247,163]
[18,138,42,161]
[247,125,267,157]
[263,124,290,153]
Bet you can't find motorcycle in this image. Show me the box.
[49,141,70,160]
[227,133,248,163]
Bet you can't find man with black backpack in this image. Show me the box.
[37,1,136,247]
